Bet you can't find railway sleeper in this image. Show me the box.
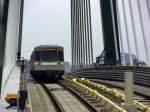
[75,89,119,111]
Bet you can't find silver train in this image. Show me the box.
[30,45,65,80]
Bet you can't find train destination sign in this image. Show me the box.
[42,48,57,51]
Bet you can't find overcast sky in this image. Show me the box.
[21,0,103,63]
[21,0,150,65]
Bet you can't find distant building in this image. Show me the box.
[120,53,137,65]
[96,51,139,65]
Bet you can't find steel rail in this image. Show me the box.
[63,76,127,112]
[41,84,66,112]
[64,76,150,112]
[60,82,98,112]
[42,82,98,112]
[78,78,150,112]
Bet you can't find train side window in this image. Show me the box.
[58,50,64,61]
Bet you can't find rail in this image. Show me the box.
[64,76,150,112]
[63,76,127,112]
[41,84,65,112]
[60,82,98,112]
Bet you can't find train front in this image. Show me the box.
[30,46,65,80]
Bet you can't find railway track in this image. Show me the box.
[63,76,150,112]
[71,66,150,104]
[84,80,150,112]
[27,81,98,112]
[41,84,65,112]
[27,73,149,112]
[63,77,127,112]
[27,83,57,112]
[43,83,99,112]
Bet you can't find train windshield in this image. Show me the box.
[41,50,57,61]
[34,49,64,61]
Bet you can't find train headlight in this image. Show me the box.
[34,62,39,65]
[58,62,64,65]
[41,62,58,65]
[60,62,64,65]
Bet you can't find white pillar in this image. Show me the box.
[121,72,137,112]
[128,0,140,62]
[137,0,150,66]
[124,72,134,104]
[1,0,22,97]
[116,0,126,66]
[122,0,133,66]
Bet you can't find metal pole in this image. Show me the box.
[79,0,84,68]
[128,0,140,62]
[73,0,76,70]
[87,0,93,65]
[80,0,85,68]
[82,0,87,67]
[83,0,88,67]
[116,0,126,66]
[79,0,82,69]
[122,0,133,65]
[74,0,78,69]
[76,0,80,69]
[71,0,75,70]
[85,0,90,67]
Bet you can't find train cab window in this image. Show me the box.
[35,51,41,61]
[58,50,64,61]
[41,50,57,61]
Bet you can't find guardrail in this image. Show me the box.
[65,76,150,112]
[71,66,150,87]
[63,76,127,112]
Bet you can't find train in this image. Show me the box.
[30,45,65,80]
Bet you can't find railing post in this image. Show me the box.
[121,72,137,112]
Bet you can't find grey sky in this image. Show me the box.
[21,0,150,65]
[22,0,103,63]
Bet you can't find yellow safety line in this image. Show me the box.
[64,76,127,112]
[64,76,150,112]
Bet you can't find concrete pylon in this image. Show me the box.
[100,0,121,65]
[1,0,24,97]
[0,0,10,96]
